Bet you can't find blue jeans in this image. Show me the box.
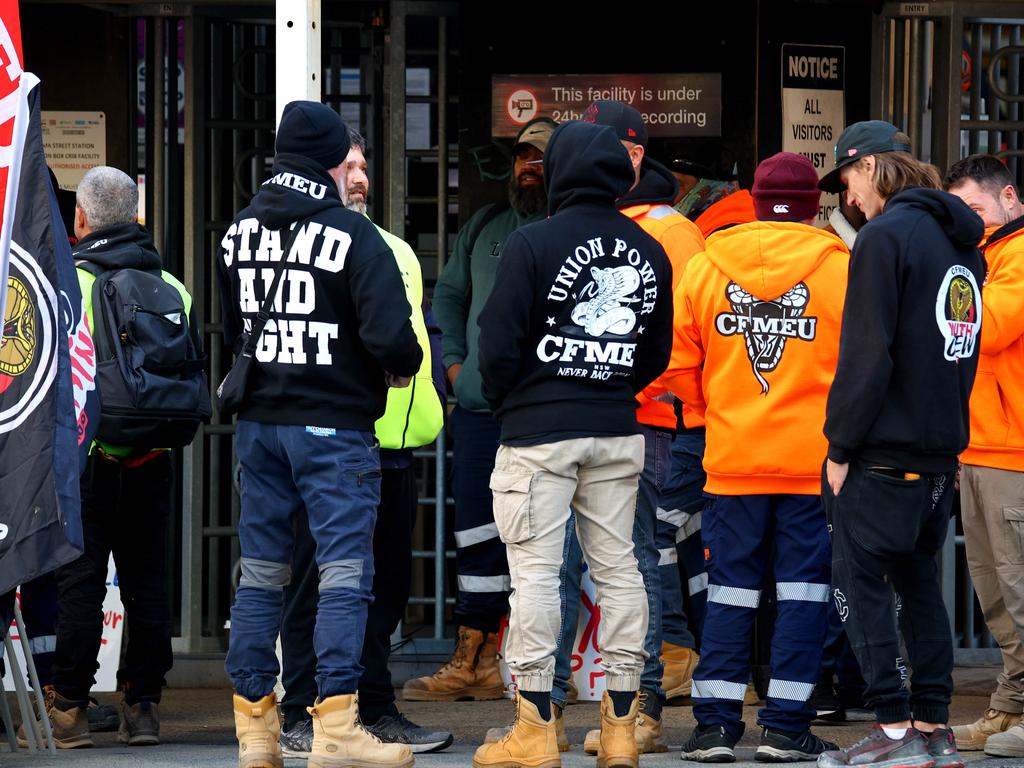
[226,421,380,701]
[552,426,671,705]
[658,429,709,649]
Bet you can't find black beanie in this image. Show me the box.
[275,101,350,171]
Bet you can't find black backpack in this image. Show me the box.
[78,262,211,448]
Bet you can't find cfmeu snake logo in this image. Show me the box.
[0,242,58,433]
[936,265,981,362]
[715,281,817,394]
[571,266,641,336]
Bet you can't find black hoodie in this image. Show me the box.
[217,154,421,431]
[618,156,680,208]
[477,122,674,444]
[73,222,164,271]
[825,187,986,472]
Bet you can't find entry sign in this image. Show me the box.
[781,44,845,227]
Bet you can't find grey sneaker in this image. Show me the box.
[280,717,313,758]
[817,726,933,768]
[366,712,453,753]
[924,728,963,768]
[118,700,159,746]
[87,698,120,732]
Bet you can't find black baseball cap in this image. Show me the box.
[581,100,648,147]
[818,120,912,193]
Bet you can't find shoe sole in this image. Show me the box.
[472,759,560,768]
[239,754,284,768]
[682,746,735,762]
[121,734,160,746]
[931,757,964,768]
[597,756,638,768]
[985,744,1024,758]
[17,734,93,749]
[309,757,414,768]
[755,746,822,762]
[818,756,934,768]
[281,745,311,758]
[403,685,505,702]
[409,733,455,753]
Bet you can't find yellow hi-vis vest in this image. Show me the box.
[372,222,444,449]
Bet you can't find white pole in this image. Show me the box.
[275,0,322,129]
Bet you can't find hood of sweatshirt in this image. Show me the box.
[544,121,634,216]
[71,222,162,271]
[618,156,680,208]
[247,153,345,231]
[705,221,848,301]
[694,189,756,239]
[885,187,984,249]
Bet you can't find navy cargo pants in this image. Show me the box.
[692,494,830,738]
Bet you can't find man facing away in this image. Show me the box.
[474,119,674,768]
[945,154,1024,758]
[553,100,705,754]
[409,118,556,702]
[664,152,848,764]
[277,127,451,758]
[817,120,984,768]
[217,101,422,768]
[23,166,193,749]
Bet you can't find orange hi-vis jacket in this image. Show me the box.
[663,222,850,495]
[694,189,756,240]
[961,221,1024,471]
[622,202,707,430]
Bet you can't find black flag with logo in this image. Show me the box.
[0,80,89,595]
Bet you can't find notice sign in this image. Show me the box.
[41,111,106,191]
[781,44,844,226]
[492,74,721,138]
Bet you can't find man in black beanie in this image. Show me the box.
[217,100,422,768]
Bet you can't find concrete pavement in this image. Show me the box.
[4,667,1024,766]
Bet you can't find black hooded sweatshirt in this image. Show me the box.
[618,155,680,208]
[217,154,422,432]
[477,121,674,444]
[825,187,986,472]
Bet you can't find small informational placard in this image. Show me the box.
[3,555,124,692]
[492,74,721,138]
[781,44,845,226]
[41,111,106,191]
[899,2,932,15]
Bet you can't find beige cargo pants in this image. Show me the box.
[489,434,648,693]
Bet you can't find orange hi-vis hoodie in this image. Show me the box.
[961,220,1024,471]
[663,221,849,495]
[622,202,706,429]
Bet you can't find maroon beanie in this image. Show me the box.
[752,152,821,222]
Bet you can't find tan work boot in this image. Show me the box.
[584,689,666,755]
[596,691,639,768]
[485,701,569,752]
[308,693,414,768]
[474,692,561,768]
[233,692,283,768]
[953,708,1018,751]
[402,627,505,701]
[985,719,1024,757]
[661,641,698,702]
[17,686,92,749]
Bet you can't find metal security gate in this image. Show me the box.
[874,1,1024,662]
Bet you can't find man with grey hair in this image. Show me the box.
[277,127,453,756]
[23,166,195,748]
